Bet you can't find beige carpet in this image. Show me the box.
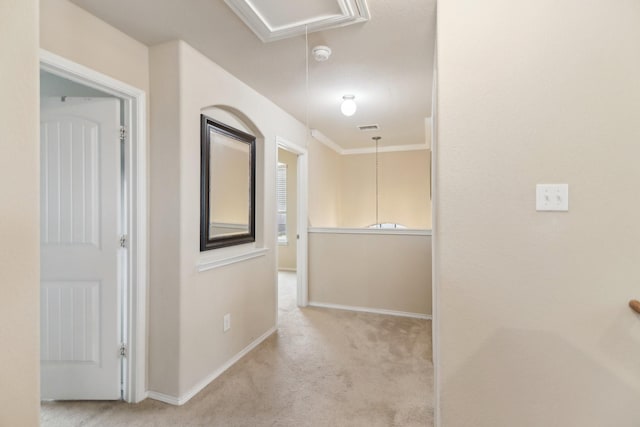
[41,272,433,426]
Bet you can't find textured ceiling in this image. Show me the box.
[70,0,436,150]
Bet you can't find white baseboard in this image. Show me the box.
[147,390,180,406]
[308,301,431,320]
[147,326,277,406]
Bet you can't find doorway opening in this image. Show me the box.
[277,146,299,315]
[275,137,309,316]
[39,50,147,404]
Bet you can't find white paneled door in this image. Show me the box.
[40,97,123,400]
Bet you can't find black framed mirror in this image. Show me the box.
[200,114,256,251]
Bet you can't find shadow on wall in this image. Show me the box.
[599,310,640,377]
[444,329,640,427]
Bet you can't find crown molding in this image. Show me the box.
[310,129,345,154]
[311,129,431,155]
[342,144,429,155]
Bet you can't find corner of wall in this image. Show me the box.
[148,40,182,396]
[0,0,40,425]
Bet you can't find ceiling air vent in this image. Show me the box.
[357,124,380,131]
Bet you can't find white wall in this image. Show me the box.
[436,1,640,425]
[149,40,308,399]
[0,1,40,425]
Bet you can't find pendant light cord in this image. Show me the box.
[305,25,309,139]
[373,136,381,226]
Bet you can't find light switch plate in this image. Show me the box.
[223,313,231,332]
[536,184,569,211]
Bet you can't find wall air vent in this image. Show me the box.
[357,124,380,131]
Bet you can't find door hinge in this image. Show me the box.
[119,234,128,248]
[120,126,127,141]
[119,343,128,358]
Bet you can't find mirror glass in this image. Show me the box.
[200,114,256,250]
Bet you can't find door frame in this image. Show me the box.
[275,136,309,307]
[431,40,441,427]
[39,49,148,403]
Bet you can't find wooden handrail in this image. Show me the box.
[630,300,640,314]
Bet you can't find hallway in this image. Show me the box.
[41,272,432,426]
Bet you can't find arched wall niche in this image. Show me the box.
[200,104,266,248]
[201,105,264,139]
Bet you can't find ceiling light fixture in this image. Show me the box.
[312,45,332,62]
[341,95,357,117]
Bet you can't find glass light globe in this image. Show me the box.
[341,95,357,117]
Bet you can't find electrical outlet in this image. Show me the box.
[223,313,231,332]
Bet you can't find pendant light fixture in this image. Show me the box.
[372,136,381,226]
[341,95,357,116]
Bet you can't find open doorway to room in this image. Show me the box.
[275,137,309,314]
[277,146,298,311]
[276,148,298,305]
[39,51,147,407]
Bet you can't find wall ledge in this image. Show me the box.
[308,227,432,236]
[308,301,431,320]
[147,326,277,406]
[197,247,269,272]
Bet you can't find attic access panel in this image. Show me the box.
[224,0,370,42]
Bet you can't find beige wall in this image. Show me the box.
[308,137,341,227]
[340,150,431,228]
[40,0,149,91]
[148,41,181,396]
[0,1,40,425]
[307,145,432,317]
[277,148,297,271]
[309,232,431,315]
[309,139,432,229]
[150,40,308,397]
[436,1,640,426]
